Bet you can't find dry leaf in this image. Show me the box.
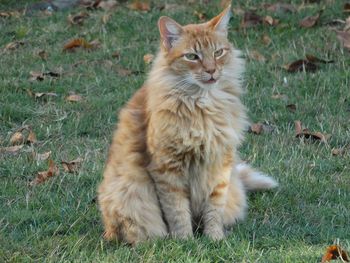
[97,0,118,11]
[89,39,101,49]
[102,13,111,24]
[63,38,92,51]
[250,123,263,134]
[299,12,321,28]
[10,132,24,145]
[263,15,279,26]
[0,145,23,154]
[112,51,120,59]
[61,157,83,173]
[143,54,154,64]
[0,11,21,18]
[29,71,61,81]
[241,11,263,28]
[4,41,24,51]
[321,245,349,262]
[344,3,350,13]
[27,130,37,144]
[272,93,288,101]
[35,151,51,162]
[249,50,266,62]
[264,2,296,13]
[116,65,133,77]
[34,92,58,99]
[128,1,150,12]
[294,120,328,143]
[79,0,102,9]
[194,10,207,21]
[283,59,318,73]
[336,30,350,51]
[262,34,272,46]
[38,50,48,60]
[68,11,89,25]
[66,94,83,102]
[331,148,344,156]
[30,159,60,186]
[286,104,297,112]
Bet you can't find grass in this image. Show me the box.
[1,0,349,262]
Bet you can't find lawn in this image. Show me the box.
[0,0,349,262]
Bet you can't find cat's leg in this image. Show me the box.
[151,171,193,239]
[202,166,232,240]
[98,166,167,245]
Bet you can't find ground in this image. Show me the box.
[0,0,349,262]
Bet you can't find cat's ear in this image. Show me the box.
[158,16,183,50]
[208,5,231,36]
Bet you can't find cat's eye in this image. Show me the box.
[214,49,224,58]
[184,53,199,61]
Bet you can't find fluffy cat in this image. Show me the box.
[98,5,278,245]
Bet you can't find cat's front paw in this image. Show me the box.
[171,231,194,240]
[204,226,225,241]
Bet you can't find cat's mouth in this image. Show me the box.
[202,77,217,84]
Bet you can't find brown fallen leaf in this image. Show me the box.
[128,1,150,12]
[194,10,207,21]
[79,0,102,9]
[264,2,296,13]
[68,11,89,25]
[143,53,154,64]
[248,122,275,135]
[102,13,111,24]
[66,94,83,102]
[249,50,266,62]
[241,11,263,28]
[336,30,350,51]
[34,151,52,162]
[29,71,61,81]
[262,34,272,46]
[97,0,118,11]
[272,93,288,101]
[89,39,101,49]
[263,15,279,26]
[0,145,24,154]
[0,11,21,18]
[4,41,24,51]
[294,120,328,143]
[331,148,344,156]
[10,132,24,145]
[299,12,322,28]
[37,50,48,60]
[115,65,133,77]
[30,159,60,186]
[34,92,58,99]
[63,38,93,52]
[61,157,83,173]
[321,244,349,262]
[286,104,297,112]
[249,123,263,134]
[283,59,319,73]
[112,51,120,59]
[27,130,37,144]
[344,3,350,13]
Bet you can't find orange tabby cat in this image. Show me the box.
[98,5,278,245]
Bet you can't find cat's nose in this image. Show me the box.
[205,69,216,75]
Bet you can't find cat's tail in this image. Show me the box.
[236,163,278,191]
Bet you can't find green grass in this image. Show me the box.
[1,0,349,262]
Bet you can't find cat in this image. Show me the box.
[97,5,278,245]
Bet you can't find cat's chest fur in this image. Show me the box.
[148,88,245,173]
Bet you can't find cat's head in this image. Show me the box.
[157,5,238,90]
